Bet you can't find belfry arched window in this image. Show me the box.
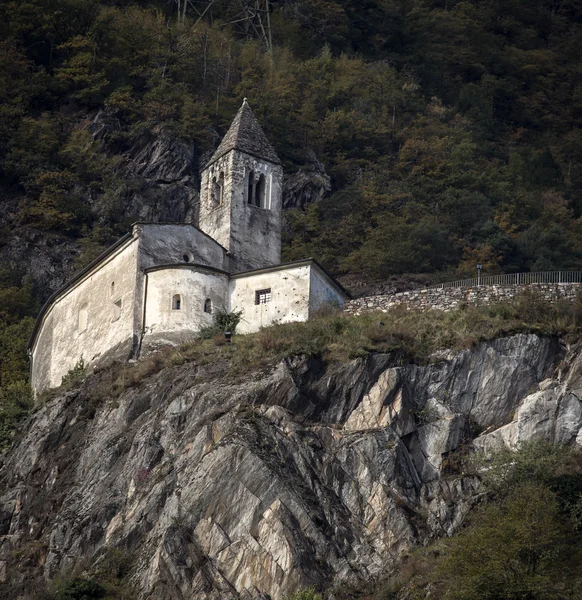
[172,294,181,310]
[211,172,224,208]
[247,170,255,205]
[255,174,266,208]
[247,170,268,208]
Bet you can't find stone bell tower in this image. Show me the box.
[198,99,283,272]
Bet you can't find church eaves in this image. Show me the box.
[206,99,281,167]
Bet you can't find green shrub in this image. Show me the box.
[285,588,323,600]
[61,357,87,387]
[473,440,578,496]
[0,380,33,450]
[370,444,582,600]
[54,578,106,600]
[198,309,243,339]
[433,480,582,600]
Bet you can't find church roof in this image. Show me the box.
[206,99,281,167]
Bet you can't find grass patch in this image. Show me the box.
[46,290,582,402]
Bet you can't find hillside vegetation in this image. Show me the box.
[2,0,582,278]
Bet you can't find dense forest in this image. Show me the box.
[1,0,582,414]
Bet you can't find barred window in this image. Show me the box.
[255,288,271,305]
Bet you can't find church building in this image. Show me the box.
[28,100,347,393]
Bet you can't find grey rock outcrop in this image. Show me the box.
[90,112,201,225]
[2,333,581,599]
[282,152,331,210]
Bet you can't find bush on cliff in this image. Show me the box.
[285,589,322,600]
[54,578,106,600]
[197,308,244,340]
[363,442,582,600]
[0,380,33,450]
[433,480,581,600]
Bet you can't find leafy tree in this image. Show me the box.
[434,482,582,599]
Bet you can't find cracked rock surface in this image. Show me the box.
[1,334,581,599]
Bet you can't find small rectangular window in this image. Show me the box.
[255,288,271,305]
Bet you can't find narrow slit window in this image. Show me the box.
[172,294,182,310]
[110,281,115,297]
[78,307,88,332]
[218,172,224,206]
[255,288,272,305]
[204,298,212,314]
[211,175,222,208]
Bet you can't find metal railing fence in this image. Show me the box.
[429,271,582,289]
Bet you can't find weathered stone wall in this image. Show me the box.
[227,150,283,273]
[344,283,582,315]
[198,149,283,273]
[31,236,140,392]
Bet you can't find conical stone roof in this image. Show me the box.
[206,99,281,167]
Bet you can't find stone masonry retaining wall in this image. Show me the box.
[344,283,582,315]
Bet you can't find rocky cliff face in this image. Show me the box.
[2,333,581,599]
[282,152,331,210]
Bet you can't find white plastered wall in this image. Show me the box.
[309,267,346,315]
[31,238,139,391]
[229,265,311,334]
[143,267,229,344]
